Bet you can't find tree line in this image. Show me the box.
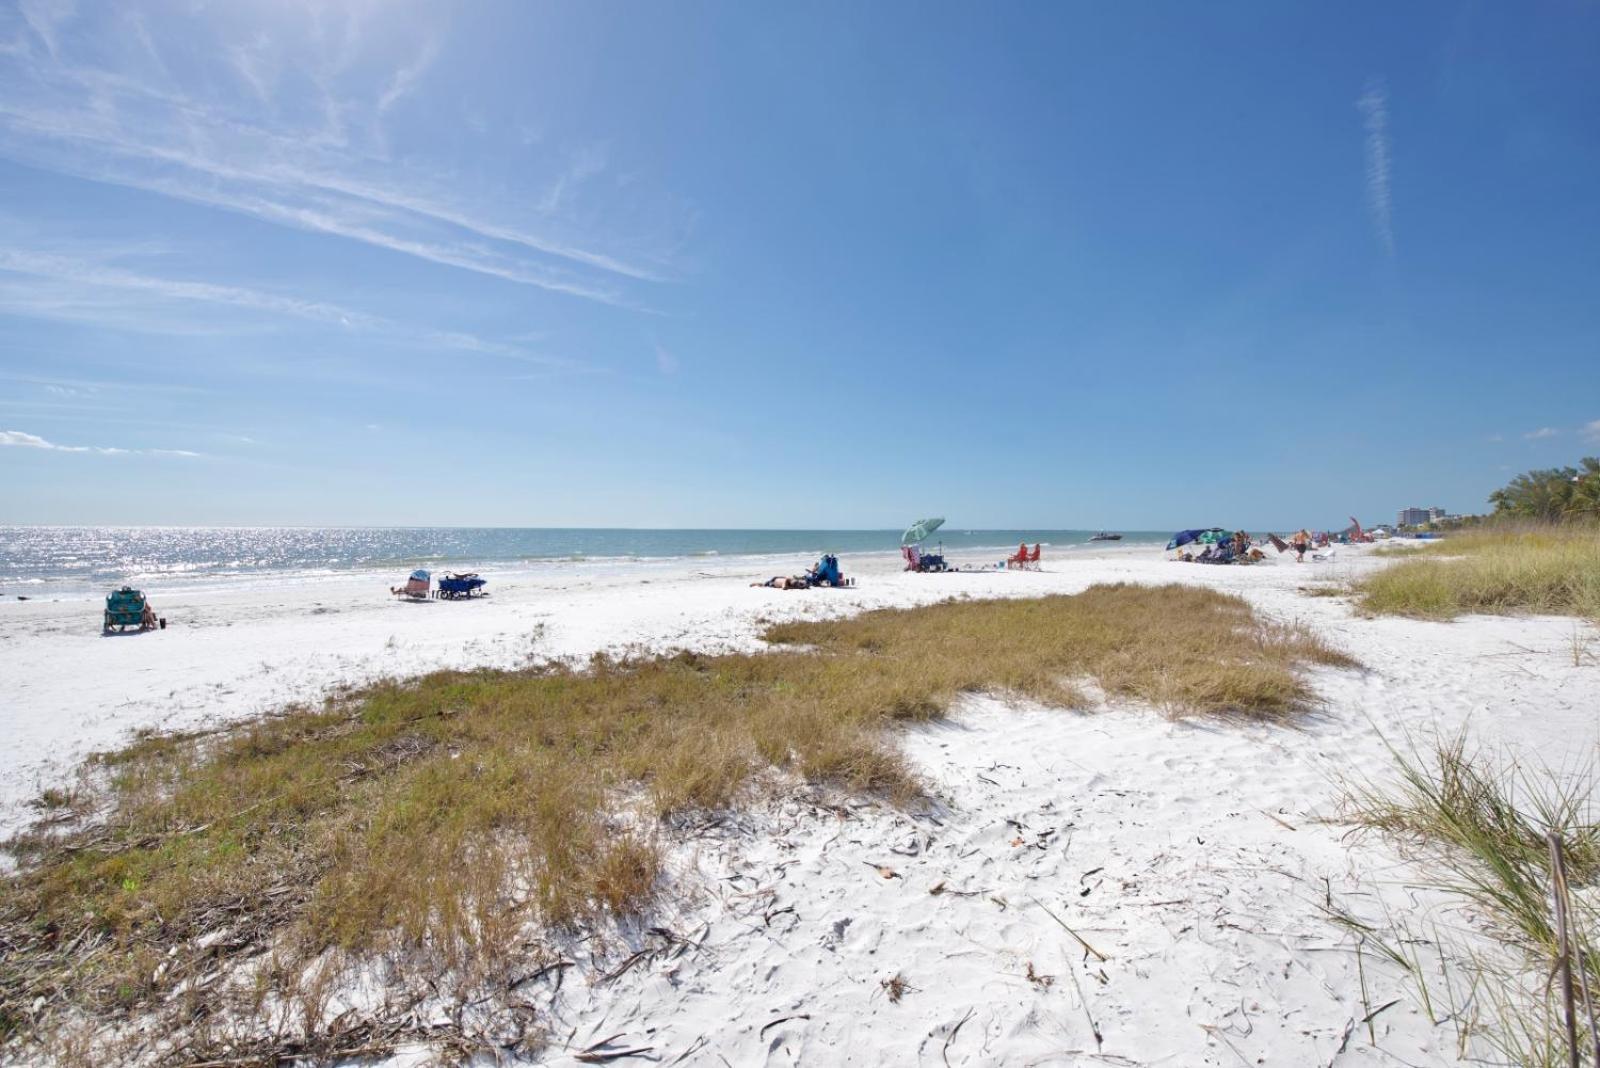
[1488,457,1600,521]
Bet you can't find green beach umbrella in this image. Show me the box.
[902,516,945,545]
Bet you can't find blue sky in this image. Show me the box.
[1,2,1597,529]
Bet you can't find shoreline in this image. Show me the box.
[0,536,1171,602]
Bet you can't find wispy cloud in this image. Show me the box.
[378,39,439,114]
[17,0,73,60]
[1524,427,1560,440]
[0,248,380,327]
[0,9,681,308]
[1357,78,1394,257]
[1583,419,1600,443]
[227,34,277,105]
[0,371,210,396]
[0,246,574,368]
[1,428,201,457]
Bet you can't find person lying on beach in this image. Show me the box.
[752,575,810,589]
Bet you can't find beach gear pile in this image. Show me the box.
[901,544,949,572]
[392,569,432,600]
[1168,529,1262,564]
[436,572,488,599]
[810,554,845,587]
[900,516,951,572]
[391,569,492,599]
[103,586,159,632]
[754,554,854,590]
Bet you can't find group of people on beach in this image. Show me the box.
[1170,528,1341,565]
[1174,530,1264,565]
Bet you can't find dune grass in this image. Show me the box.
[1345,736,1600,1065]
[0,583,1353,1063]
[1357,525,1600,620]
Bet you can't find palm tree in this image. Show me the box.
[1489,458,1600,521]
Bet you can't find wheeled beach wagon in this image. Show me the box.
[435,572,487,599]
[104,587,155,633]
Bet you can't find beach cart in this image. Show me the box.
[435,572,487,600]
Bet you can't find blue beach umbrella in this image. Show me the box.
[1166,528,1228,551]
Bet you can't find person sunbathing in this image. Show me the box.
[752,575,810,589]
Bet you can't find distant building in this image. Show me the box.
[1397,506,1457,527]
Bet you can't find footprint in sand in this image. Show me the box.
[820,917,852,951]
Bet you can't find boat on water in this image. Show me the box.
[1088,531,1123,542]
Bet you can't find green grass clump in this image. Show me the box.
[1357,525,1600,619]
[1346,736,1600,1065]
[0,584,1352,1062]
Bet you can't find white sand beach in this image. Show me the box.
[2,545,1595,1065]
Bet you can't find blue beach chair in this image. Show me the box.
[104,587,153,632]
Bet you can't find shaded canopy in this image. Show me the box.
[902,517,945,545]
[1166,528,1230,551]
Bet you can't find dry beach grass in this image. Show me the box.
[1358,525,1600,620]
[0,583,1354,1063]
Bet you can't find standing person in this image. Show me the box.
[1290,529,1310,563]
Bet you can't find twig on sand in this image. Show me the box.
[575,1041,655,1063]
[1065,959,1104,1051]
[1200,1024,1251,1067]
[759,1014,812,1038]
[943,1007,976,1067]
[599,948,653,984]
[1032,897,1109,962]
[575,1033,652,1061]
[509,959,573,990]
[670,1035,707,1064]
[1260,809,1298,831]
[1326,1017,1354,1066]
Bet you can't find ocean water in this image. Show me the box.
[0,527,1170,596]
